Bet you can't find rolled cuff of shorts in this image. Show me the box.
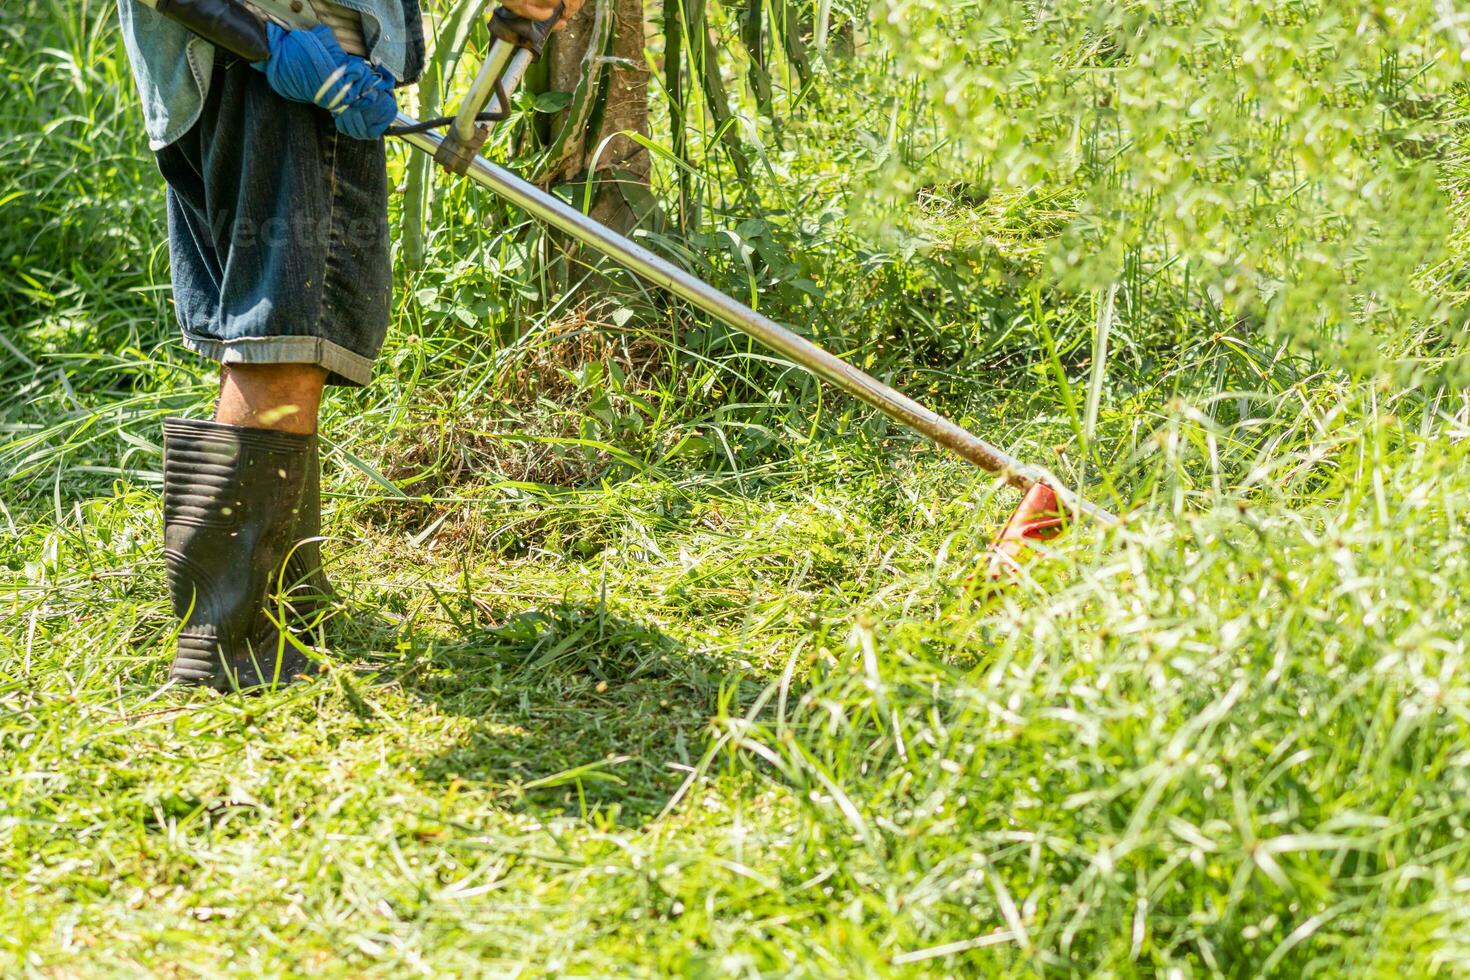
[180,328,375,387]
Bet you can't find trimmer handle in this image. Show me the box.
[488,3,564,59]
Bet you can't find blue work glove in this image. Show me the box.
[253,23,398,140]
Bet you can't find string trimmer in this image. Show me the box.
[135,0,1120,570]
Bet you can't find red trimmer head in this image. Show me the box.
[984,481,1069,581]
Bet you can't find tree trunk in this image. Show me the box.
[542,0,652,235]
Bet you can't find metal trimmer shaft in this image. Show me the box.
[392,115,1118,527]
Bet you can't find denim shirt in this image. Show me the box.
[116,0,424,149]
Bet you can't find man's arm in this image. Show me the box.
[134,0,584,141]
[129,0,397,139]
[132,0,271,61]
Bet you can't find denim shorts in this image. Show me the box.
[155,55,391,387]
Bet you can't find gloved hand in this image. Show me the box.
[253,23,398,141]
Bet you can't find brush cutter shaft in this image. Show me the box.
[394,115,1119,527]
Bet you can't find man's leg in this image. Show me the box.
[215,362,339,621]
[163,365,337,691]
[215,363,327,435]
[154,54,390,690]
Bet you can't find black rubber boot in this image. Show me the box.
[163,417,321,691]
[281,435,338,620]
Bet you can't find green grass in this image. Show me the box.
[5,0,1470,975]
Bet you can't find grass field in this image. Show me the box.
[5,0,1470,975]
